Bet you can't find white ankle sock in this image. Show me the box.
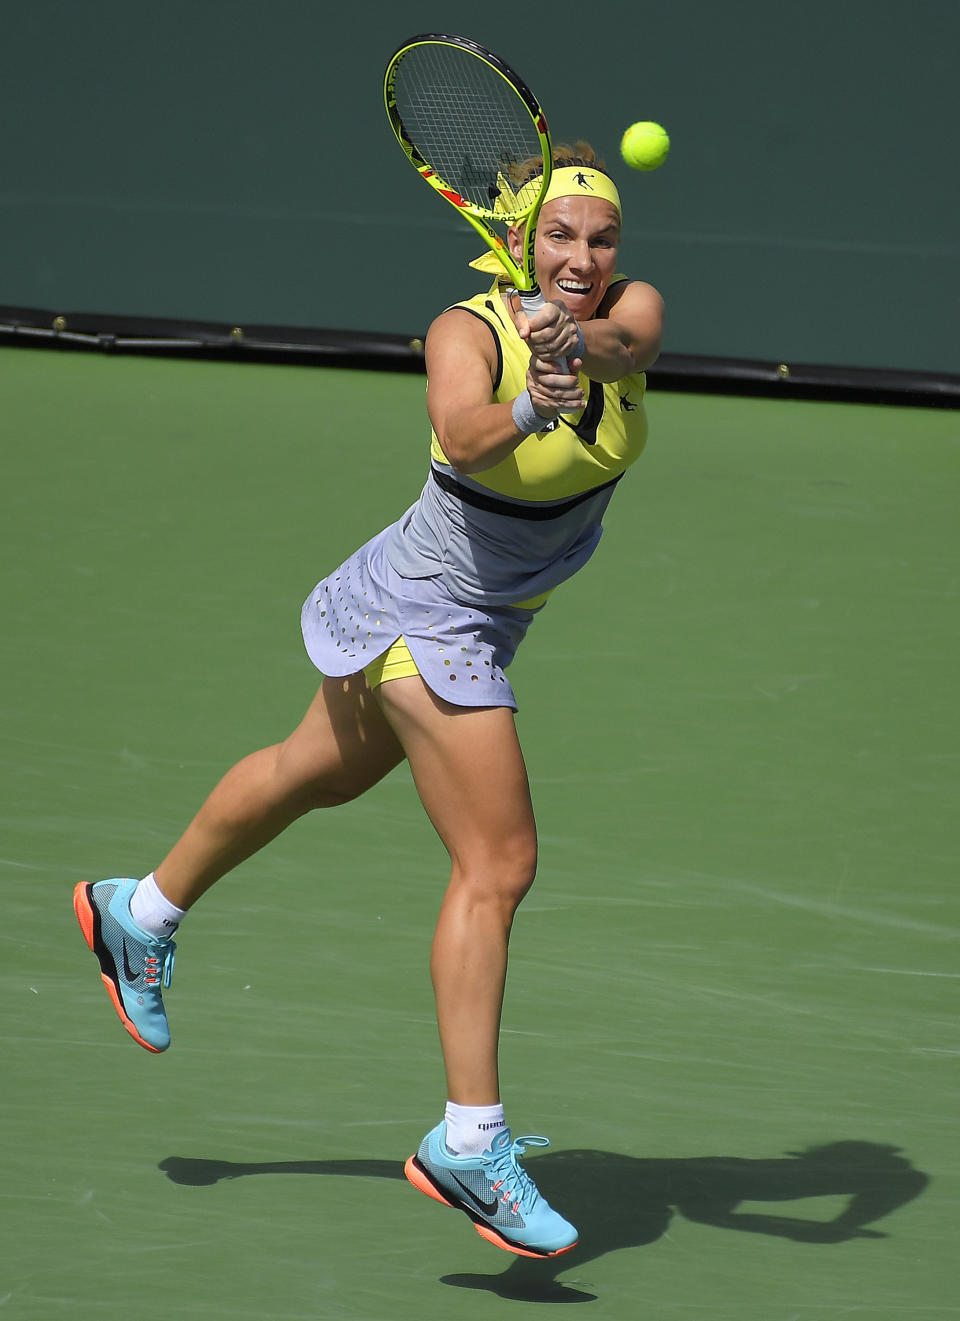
[443,1101,507,1157]
[129,873,187,939]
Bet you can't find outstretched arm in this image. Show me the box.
[518,280,664,381]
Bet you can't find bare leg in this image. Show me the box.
[376,678,538,1106]
[155,675,404,909]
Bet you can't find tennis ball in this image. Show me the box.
[620,121,670,171]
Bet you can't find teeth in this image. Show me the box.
[558,280,590,293]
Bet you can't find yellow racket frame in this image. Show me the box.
[384,33,554,301]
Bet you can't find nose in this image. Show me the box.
[568,239,593,273]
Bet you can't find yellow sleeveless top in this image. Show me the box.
[430,278,649,503]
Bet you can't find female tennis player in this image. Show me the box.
[74,144,663,1259]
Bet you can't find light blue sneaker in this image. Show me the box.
[73,878,175,1053]
[404,1123,578,1257]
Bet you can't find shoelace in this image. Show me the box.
[143,940,176,990]
[486,1135,550,1215]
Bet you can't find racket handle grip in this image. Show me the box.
[518,288,570,375]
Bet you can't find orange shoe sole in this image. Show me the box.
[73,882,163,1054]
[403,1154,577,1259]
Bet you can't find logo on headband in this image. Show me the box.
[544,166,622,215]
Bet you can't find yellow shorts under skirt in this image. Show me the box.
[361,588,551,692]
[362,635,420,690]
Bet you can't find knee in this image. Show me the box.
[296,779,365,812]
[454,831,539,912]
[509,834,539,903]
[272,745,387,814]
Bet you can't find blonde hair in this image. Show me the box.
[510,141,612,189]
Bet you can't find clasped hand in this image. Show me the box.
[517,300,585,419]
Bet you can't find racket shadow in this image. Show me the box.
[444,1140,928,1301]
[158,1155,406,1186]
[158,1141,927,1303]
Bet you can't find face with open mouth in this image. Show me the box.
[510,194,621,321]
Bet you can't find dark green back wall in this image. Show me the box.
[5,0,958,371]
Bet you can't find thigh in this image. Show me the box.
[276,673,406,805]
[374,677,536,868]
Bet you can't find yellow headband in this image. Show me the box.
[470,166,622,275]
[541,165,622,215]
[490,164,622,218]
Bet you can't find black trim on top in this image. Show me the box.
[431,464,623,520]
[446,305,504,392]
[558,378,604,445]
[1,306,957,408]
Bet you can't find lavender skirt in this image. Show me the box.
[300,526,538,710]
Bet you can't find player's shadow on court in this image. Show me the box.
[159,1140,927,1304]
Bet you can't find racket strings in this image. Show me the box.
[392,45,543,218]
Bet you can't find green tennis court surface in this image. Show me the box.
[2,348,956,1318]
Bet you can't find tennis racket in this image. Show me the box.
[384,32,568,369]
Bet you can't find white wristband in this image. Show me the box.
[511,390,549,435]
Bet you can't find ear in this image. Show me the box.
[506,224,525,261]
